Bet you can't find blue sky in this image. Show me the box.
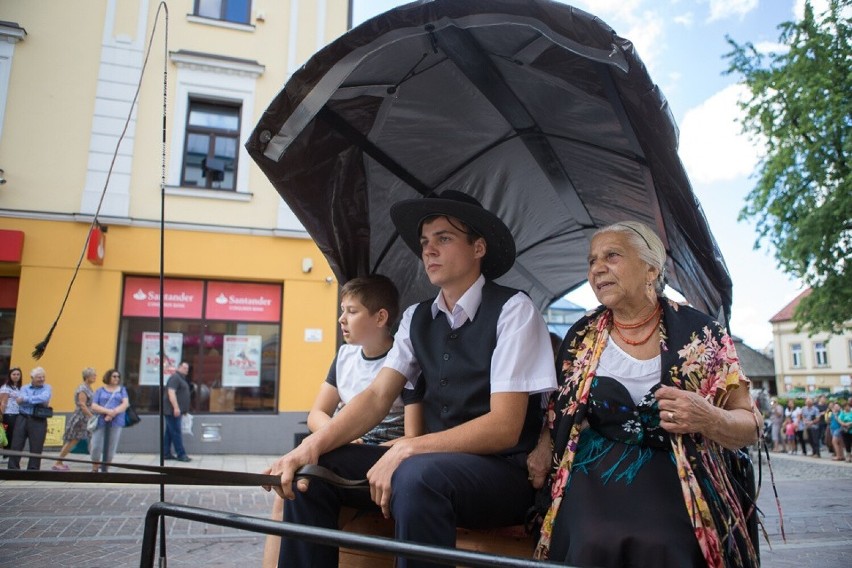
[350,0,824,348]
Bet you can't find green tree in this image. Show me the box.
[724,0,851,335]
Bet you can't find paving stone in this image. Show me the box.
[1,451,850,566]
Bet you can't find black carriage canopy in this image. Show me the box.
[246,0,733,323]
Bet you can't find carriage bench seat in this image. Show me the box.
[338,508,536,568]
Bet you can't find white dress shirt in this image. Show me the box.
[384,275,557,395]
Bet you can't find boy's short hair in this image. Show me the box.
[340,274,400,328]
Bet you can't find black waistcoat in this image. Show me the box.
[410,280,542,456]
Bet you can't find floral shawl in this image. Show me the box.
[534,298,761,568]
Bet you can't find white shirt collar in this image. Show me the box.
[431,275,485,328]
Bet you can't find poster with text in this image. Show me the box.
[139,332,183,386]
[222,335,262,387]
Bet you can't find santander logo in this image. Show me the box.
[133,289,146,300]
[215,293,228,305]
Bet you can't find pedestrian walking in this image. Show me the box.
[163,362,192,462]
[52,367,97,470]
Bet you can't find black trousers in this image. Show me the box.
[278,444,533,568]
[7,414,47,470]
[806,426,821,457]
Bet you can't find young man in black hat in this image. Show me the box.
[268,190,556,568]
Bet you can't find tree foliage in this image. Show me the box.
[724,0,852,335]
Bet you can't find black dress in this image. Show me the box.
[548,375,704,567]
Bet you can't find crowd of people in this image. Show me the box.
[0,363,180,471]
[767,394,852,461]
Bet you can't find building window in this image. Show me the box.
[118,277,281,414]
[848,339,852,366]
[814,341,829,367]
[194,0,251,24]
[181,100,241,191]
[168,51,263,194]
[790,343,803,368]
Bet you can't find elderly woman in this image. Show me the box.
[52,367,98,470]
[528,221,761,567]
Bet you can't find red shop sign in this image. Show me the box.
[205,281,281,322]
[0,277,19,309]
[122,277,204,318]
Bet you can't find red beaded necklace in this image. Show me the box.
[612,303,660,330]
[611,304,661,346]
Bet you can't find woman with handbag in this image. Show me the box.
[0,367,24,457]
[51,367,98,471]
[89,368,129,472]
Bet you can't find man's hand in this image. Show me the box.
[263,441,321,501]
[366,440,412,518]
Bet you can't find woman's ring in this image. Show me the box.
[668,411,675,422]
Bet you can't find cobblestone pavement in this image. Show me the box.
[0,450,850,567]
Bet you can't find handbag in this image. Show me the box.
[87,414,99,432]
[32,405,54,419]
[181,412,194,435]
[124,404,141,427]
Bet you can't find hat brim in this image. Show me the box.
[390,197,516,279]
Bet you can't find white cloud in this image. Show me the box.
[708,0,759,22]
[794,0,830,19]
[753,41,790,54]
[679,84,761,184]
[794,0,851,22]
[673,12,695,26]
[567,1,667,72]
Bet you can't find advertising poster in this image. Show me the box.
[139,332,183,386]
[222,335,262,387]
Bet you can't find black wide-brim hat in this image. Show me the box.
[390,190,516,279]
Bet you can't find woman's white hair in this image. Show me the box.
[594,221,667,295]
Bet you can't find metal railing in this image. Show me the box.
[141,501,566,567]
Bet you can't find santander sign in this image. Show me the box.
[122,277,281,322]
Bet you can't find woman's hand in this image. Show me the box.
[526,429,552,489]
[656,385,759,449]
[656,386,718,435]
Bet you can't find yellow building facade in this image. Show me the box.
[0,0,350,453]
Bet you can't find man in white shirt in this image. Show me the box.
[268,190,556,568]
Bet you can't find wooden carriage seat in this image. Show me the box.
[337,508,536,568]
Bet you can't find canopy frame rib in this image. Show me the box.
[432,24,594,228]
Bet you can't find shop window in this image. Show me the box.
[814,341,829,367]
[181,100,241,190]
[118,277,281,414]
[0,309,15,376]
[0,277,18,376]
[790,343,803,369]
[194,0,251,25]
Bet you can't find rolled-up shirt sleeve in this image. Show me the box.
[385,294,556,396]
